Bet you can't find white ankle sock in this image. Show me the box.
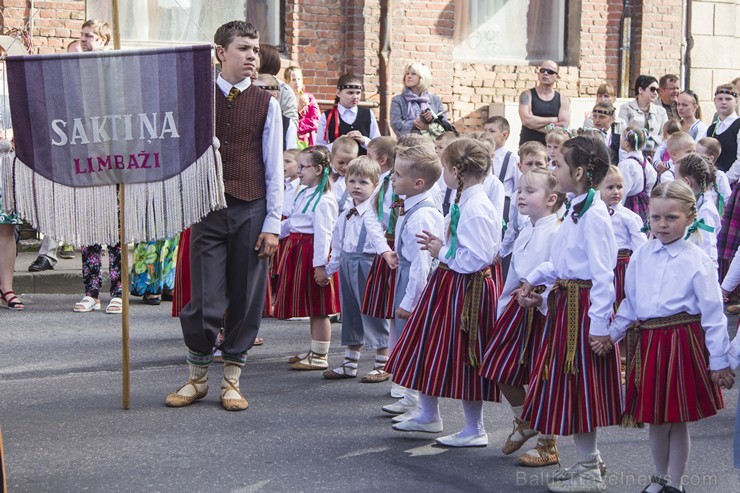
[417,393,440,423]
[332,349,359,375]
[221,363,243,400]
[177,364,208,397]
[310,339,330,356]
[374,354,388,369]
[508,405,532,443]
[460,399,485,437]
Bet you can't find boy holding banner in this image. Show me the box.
[166,20,284,412]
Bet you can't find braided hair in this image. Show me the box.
[675,153,716,193]
[561,134,611,188]
[622,125,648,152]
[300,145,333,195]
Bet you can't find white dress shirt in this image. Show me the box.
[285,119,298,150]
[493,147,521,198]
[394,191,444,311]
[373,169,395,228]
[282,178,300,218]
[280,185,338,267]
[439,184,500,274]
[711,171,732,210]
[483,173,506,227]
[325,198,392,275]
[608,239,729,370]
[618,151,655,203]
[332,175,352,213]
[498,213,560,317]
[688,193,721,269]
[722,246,740,370]
[216,74,284,234]
[527,193,617,335]
[700,113,740,183]
[609,203,647,251]
[500,191,526,258]
[316,103,381,150]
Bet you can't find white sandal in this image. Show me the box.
[74,296,100,313]
[106,297,123,314]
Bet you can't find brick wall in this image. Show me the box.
[0,0,85,54]
[629,0,683,91]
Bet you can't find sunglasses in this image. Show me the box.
[539,68,558,76]
[647,86,659,93]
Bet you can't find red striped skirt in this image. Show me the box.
[479,295,546,387]
[491,262,504,301]
[360,247,397,319]
[614,249,631,308]
[522,283,623,436]
[273,233,340,319]
[171,228,191,318]
[623,320,723,425]
[386,266,500,401]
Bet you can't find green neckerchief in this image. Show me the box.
[377,173,390,221]
[564,188,595,223]
[302,167,330,213]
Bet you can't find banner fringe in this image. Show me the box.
[1,141,226,246]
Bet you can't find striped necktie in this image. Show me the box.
[227,86,241,102]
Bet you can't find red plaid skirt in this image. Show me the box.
[171,228,191,318]
[360,251,396,319]
[273,233,340,319]
[614,250,631,309]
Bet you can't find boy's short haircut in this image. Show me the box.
[666,132,695,153]
[367,136,396,167]
[284,148,301,160]
[82,19,111,45]
[484,116,510,133]
[519,141,547,161]
[214,21,259,50]
[346,156,381,184]
[545,128,570,144]
[435,131,457,143]
[697,137,721,159]
[596,83,616,97]
[331,136,360,156]
[395,145,442,188]
[397,133,434,152]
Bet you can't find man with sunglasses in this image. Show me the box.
[518,60,570,146]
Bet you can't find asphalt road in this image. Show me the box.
[1,295,738,492]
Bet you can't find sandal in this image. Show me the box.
[106,297,123,314]
[323,357,358,379]
[361,368,391,383]
[74,296,100,312]
[253,337,264,346]
[1,290,25,310]
[502,418,539,455]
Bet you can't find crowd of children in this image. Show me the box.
[176,71,740,493]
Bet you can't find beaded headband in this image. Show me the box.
[338,83,363,90]
[715,88,738,98]
[592,108,614,116]
[259,85,280,91]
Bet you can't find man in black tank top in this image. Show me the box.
[518,60,570,146]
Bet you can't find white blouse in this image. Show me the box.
[526,192,617,335]
[609,203,648,251]
[688,194,721,269]
[608,239,729,371]
[280,185,338,267]
[498,213,560,317]
[282,178,301,218]
[438,184,500,274]
[618,151,656,200]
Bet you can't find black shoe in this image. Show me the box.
[142,294,161,305]
[28,255,55,272]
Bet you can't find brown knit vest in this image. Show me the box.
[216,84,271,201]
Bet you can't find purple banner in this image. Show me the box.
[6,45,214,187]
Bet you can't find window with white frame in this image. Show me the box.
[85,0,282,48]
[453,0,566,64]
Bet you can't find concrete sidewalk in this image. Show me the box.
[13,242,127,295]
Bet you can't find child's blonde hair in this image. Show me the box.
[346,156,381,185]
[519,141,547,162]
[651,180,697,223]
[666,132,695,154]
[622,126,648,151]
[697,137,721,162]
[332,136,360,156]
[284,148,301,160]
[675,154,716,192]
[367,136,396,168]
[300,145,333,195]
[605,164,623,179]
[545,128,570,145]
[395,144,442,188]
[519,168,567,212]
[397,133,435,152]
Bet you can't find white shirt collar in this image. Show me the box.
[459,184,485,205]
[530,213,558,228]
[338,103,358,116]
[353,197,372,215]
[652,238,686,258]
[216,74,252,96]
[404,191,432,210]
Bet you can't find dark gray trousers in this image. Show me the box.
[180,196,268,361]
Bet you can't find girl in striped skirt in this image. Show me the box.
[274,146,341,371]
[361,136,398,320]
[619,126,656,226]
[600,165,648,308]
[599,180,732,493]
[518,135,621,493]
[721,246,740,469]
[387,138,501,448]
[479,168,564,466]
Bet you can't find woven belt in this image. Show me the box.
[547,279,593,374]
[519,285,546,366]
[385,232,395,245]
[439,263,491,367]
[617,249,632,259]
[626,312,702,386]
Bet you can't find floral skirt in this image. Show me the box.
[130,236,179,296]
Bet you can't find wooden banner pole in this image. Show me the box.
[119,184,130,410]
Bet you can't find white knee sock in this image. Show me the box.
[461,399,485,437]
[648,423,670,479]
[417,393,440,423]
[667,423,689,489]
[177,364,208,397]
[310,339,330,356]
[221,363,243,400]
[573,431,598,463]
